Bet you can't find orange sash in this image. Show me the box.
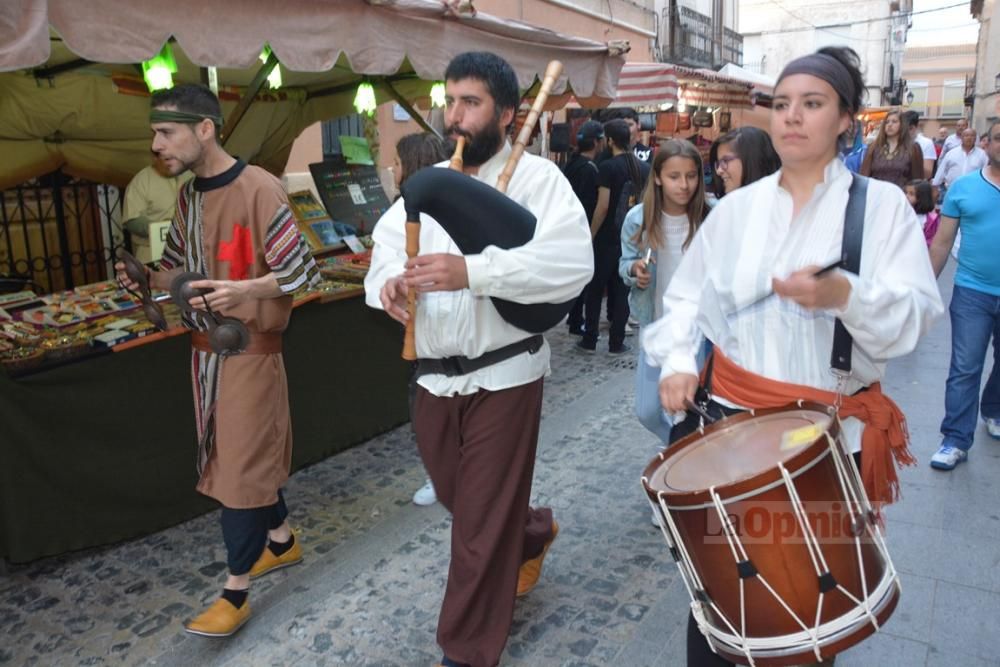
[704,349,915,507]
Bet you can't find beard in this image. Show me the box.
[445,121,504,168]
[156,153,198,177]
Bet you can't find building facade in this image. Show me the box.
[970,0,1000,134]
[901,44,976,138]
[739,0,911,107]
[653,0,742,69]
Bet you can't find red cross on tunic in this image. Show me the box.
[217,223,254,281]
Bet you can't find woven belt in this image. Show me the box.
[414,335,544,378]
[190,330,282,355]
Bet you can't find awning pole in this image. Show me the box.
[380,78,442,139]
[221,51,279,147]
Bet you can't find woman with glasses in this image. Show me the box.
[708,127,782,200]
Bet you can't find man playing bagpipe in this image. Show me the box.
[364,52,593,667]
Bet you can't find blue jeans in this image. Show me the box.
[636,347,673,444]
[940,284,1000,451]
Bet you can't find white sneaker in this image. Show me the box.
[986,417,1000,439]
[930,445,968,471]
[412,479,437,506]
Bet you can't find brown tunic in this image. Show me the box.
[159,161,318,508]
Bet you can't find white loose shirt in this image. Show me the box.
[933,146,988,188]
[364,142,594,397]
[914,133,936,163]
[642,158,943,452]
[942,132,961,155]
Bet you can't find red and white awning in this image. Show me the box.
[612,63,680,107]
[596,62,755,110]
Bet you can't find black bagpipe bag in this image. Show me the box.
[401,167,575,334]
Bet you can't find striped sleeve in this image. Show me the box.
[157,189,187,271]
[265,204,320,293]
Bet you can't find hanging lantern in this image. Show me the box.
[259,45,282,89]
[142,43,177,92]
[354,81,377,116]
[430,82,447,108]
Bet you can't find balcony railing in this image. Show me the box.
[671,6,742,69]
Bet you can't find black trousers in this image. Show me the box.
[220,489,288,576]
[671,401,858,667]
[567,289,587,331]
[583,243,629,350]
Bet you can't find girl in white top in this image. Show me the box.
[618,139,708,444]
[642,45,943,666]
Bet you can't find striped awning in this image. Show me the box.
[611,63,680,107]
[674,65,755,109]
[599,62,754,110]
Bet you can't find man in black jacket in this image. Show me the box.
[563,120,604,335]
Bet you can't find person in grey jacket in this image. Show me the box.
[619,139,708,443]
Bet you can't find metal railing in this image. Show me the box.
[0,171,124,294]
[671,5,743,69]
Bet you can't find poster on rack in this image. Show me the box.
[309,156,391,235]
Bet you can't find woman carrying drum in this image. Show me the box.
[642,46,943,666]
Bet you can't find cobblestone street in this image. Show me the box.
[2,269,999,667]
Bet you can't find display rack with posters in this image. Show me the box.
[309,158,392,236]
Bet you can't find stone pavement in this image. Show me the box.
[2,268,999,666]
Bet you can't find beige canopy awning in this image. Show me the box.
[0,0,628,189]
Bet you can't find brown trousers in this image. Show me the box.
[413,377,554,667]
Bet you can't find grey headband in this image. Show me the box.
[776,53,857,113]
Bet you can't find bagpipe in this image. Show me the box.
[400,61,571,360]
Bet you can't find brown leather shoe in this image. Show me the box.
[516,520,559,597]
[249,533,303,579]
[184,597,251,637]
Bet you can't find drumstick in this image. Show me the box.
[401,137,466,360]
[733,258,844,314]
[685,399,717,425]
[496,60,563,194]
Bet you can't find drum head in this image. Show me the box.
[649,408,832,494]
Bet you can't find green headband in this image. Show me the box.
[149,108,224,127]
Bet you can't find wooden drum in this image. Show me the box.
[641,401,899,666]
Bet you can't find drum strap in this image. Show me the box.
[831,174,869,374]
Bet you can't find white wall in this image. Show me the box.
[738,0,903,104]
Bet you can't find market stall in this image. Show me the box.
[555,60,763,166]
[0,290,415,564]
[0,0,629,563]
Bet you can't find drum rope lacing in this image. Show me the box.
[649,420,901,665]
[824,430,897,629]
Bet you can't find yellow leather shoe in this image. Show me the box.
[184,597,251,637]
[249,534,303,579]
[516,520,559,597]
